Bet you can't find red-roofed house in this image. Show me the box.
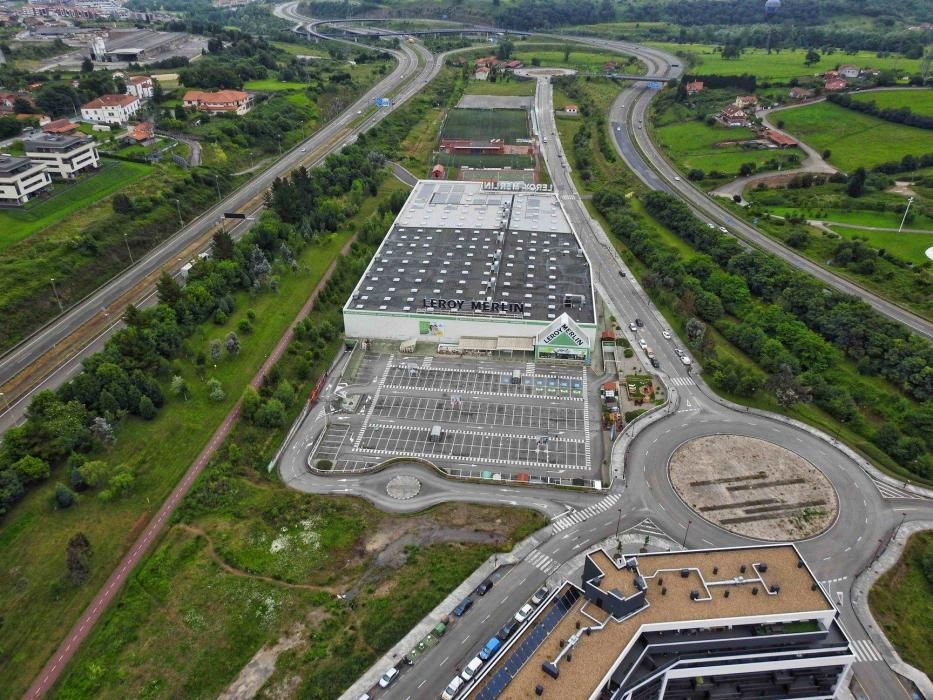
[127,121,155,144]
[824,78,848,92]
[734,95,758,109]
[474,65,490,81]
[504,59,523,70]
[0,92,17,113]
[182,89,252,115]
[686,81,704,95]
[719,104,749,127]
[81,94,141,124]
[126,75,154,100]
[788,87,814,100]
[42,118,79,134]
[564,104,578,114]
[431,163,445,179]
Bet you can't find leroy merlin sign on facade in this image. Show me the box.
[534,313,592,363]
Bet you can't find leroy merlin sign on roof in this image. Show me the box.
[536,313,590,349]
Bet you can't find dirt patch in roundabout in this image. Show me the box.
[669,435,838,541]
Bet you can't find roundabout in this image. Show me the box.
[669,434,838,541]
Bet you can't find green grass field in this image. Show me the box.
[646,43,921,82]
[828,225,933,264]
[766,205,933,231]
[777,101,932,171]
[464,79,536,96]
[441,107,529,143]
[851,88,933,117]
[435,152,535,168]
[869,531,933,675]
[655,120,803,176]
[0,160,151,252]
[0,178,410,699]
[242,79,309,92]
[270,41,330,58]
[511,46,643,74]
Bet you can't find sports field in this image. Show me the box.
[646,43,922,82]
[851,89,933,118]
[777,101,931,171]
[464,79,536,96]
[435,152,535,169]
[441,108,529,143]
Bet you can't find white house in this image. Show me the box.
[0,154,52,205]
[838,64,860,79]
[81,93,141,125]
[24,133,100,179]
[125,75,154,101]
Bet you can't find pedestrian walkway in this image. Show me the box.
[525,549,561,575]
[551,493,622,533]
[850,638,882,664]
[668,376,694,387]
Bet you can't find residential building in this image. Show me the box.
[0,91,17,113]
[182,89,252,115]
[765,130,797,148]
[564,104,578,114]
[838,64,860,79]
[474,66,490,81]
[719,104,749,127]
[81,93,141,124]
[343,179,596,362]
[823,70,840,80]
[824,78,848,92]
[788,87,814,100]
[468,544,854,700]
[126,121,154,144]
[126,75,154,100]
[686,80,704,95]
[734,95,759,109]
[23,133,100,179]
[0,154,52,205]
[42,118,79,135]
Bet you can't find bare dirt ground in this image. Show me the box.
[219,624,307,700]
[669,435,838,541]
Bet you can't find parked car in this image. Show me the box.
[719,226,728,233]
[706,222,715,229]
[453,597,473,617]
[514,603,534,623]
[531,586,550,606]
[635,318,644,327]
[681,355,693,366]
[461,656,484,682]
[378,667,399,688]
[650,358,661,368]
[661,330,672,340]
[674,347,684,357]
[628,322,637,332]
[638,338,648,349]
[479,636,502,661]
[618,270,626,277]
[497,619,520,641]
[441,676,463,700]
[476,579,493,596]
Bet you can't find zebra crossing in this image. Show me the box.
[551,493,623,533]
[870,475,926,500]
[850,638,882,663]
[525,361,536,375]
[582,372,591,466]
[354,354,393,449]
[525,549,561,575]
[668,376,695,387]
[622,517,669,539]
[421,356,433,369]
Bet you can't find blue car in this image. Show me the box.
[453,596,473,617]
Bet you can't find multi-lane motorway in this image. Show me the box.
[0,21,427,434]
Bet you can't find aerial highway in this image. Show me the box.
[0,25,429,435]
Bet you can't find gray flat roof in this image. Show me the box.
[347,181,595,324]
[25,133,92,152]
[0,154,34,175]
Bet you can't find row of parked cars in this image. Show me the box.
[440,586,550,699]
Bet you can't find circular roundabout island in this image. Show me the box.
[669,435,838,541]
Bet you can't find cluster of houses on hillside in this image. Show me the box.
[820,65,881,92]
[717,94,759,127]
[470,56,524,80]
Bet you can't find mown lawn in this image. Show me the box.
[777,101,931,171]
[511,46,644,74]
[869,530,933,675]
[243,79,310,91]
[0,160,151,252]
[828,225,933,264]
[0,177,410,700]
[767,206,933,231]
[464,78,536,96]
[645,43,922,82]
[655,119,804,176]
[851,88,933,117]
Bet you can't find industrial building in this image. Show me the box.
[469,544,854,700]
[343,180,597,362]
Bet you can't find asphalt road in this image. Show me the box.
[273,73,933,700]
[0,26,423,434]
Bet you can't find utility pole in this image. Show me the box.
[123,232,134,263]
[0,391,9,413]
[898,196,914,232]
[681,519,692,548]
[50,277,63,312]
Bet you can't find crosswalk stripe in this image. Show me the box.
[851,639,881,663]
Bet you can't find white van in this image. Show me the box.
[441,676,464,700]
[461,656,483,682]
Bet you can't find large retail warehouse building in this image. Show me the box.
[343,180,597,362]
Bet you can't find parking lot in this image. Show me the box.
[309,354,602,477]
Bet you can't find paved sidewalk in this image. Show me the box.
[338,530,546,700]
[851,520,933,698]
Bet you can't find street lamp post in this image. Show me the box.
[123,232,134,263]
[681,519,692,548]
[174,198,183,226]
[0,391,9,413]
[49,277,63,312]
